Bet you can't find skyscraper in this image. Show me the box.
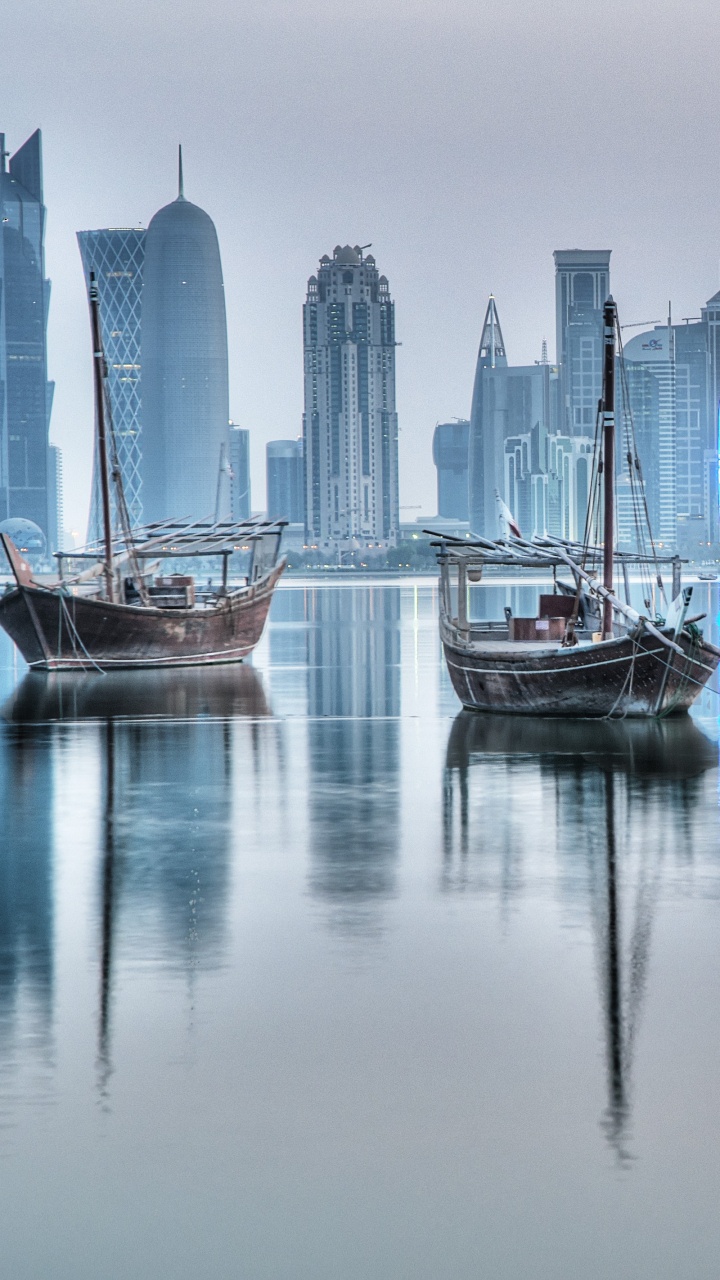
[699,291,720,543]
[554,250,611,435]
[432,420,469,521]
[266,439,303,523]
[47,444,63,553]
[77,227,146,538]
[228,424,251,520]
[468,296,507,534]
[0,129,54,540]
[621,326,677,547]
[140,151,229,523]
[468,296,567,537]
[673,319,708,542]
[303,245,399,550]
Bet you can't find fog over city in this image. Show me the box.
[4,0,720,531]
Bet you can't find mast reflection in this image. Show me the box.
[98,720,117,1099]
[443,712,718,1160]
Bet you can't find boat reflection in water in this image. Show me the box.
[443,711,718,1162]
[1,662,271,723]
[1,664,275,1102]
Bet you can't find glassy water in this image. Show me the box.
[1,579,719,1279]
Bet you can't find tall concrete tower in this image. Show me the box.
[303,245,399,550]
[140,149,229,523]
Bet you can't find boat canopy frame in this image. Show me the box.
[56,516,288,564]
[425,530,684,573]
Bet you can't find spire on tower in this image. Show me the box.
[478,295,507,370]
[178,144,184,200]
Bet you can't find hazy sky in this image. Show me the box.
[5,0,720,533]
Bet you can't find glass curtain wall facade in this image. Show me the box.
[229,424,251,520]
[699,292,720,543]
[140,172,229,524]
[267,439,303,523]
[673,321,708,542]
[620,327,677,547]
[77,228,146,540]
[303,245,399,550]
[473,360,563,538]
[47,443,63,553]
[432,420,469,521]
[0,130,54,541]
[554,250,611,436]
[468,296,507,534]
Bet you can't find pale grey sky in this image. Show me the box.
[4,0,720,532]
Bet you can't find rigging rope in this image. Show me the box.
[615,319,667,613]
[101,374,148,604]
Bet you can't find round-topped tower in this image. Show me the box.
[140,149,229,523]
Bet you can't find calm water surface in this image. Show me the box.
[1,578,720,1279]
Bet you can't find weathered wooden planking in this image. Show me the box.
[442,627,720,718]
[0,561,285,671]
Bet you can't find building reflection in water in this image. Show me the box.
[0,723,55,1119]
[305,587,401,937]
[442,711,719,1161]
[2,664,273,1098]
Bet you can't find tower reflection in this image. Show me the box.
[306,587,401,936]
[442,712,718,1160]
[0,723,54,1116]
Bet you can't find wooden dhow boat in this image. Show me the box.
[0,274,286,672]
[432,299,720,717]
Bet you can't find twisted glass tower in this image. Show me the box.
[77,228,146,539]
[140,152,229,523]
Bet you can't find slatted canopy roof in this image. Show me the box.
[424,530,683,569]
[57,516,288,562]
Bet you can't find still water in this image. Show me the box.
[1,579,719,1279]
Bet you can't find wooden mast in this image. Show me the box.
[89,272,116,603]
[602,298,616,639]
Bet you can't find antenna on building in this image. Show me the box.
[541,338,548,364]
[0,134,7,174]
[178,144,184,201]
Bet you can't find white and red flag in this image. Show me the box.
[494,490,521,539]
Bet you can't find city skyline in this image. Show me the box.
[5,121,720,551]
[9,164,720,538]
[7,0,720,534]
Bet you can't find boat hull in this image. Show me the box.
[443,627,719,717]
[0,562,285,671]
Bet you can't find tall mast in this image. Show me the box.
[89,272,116,602]
[602,297,616,638]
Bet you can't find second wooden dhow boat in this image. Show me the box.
[432,298,720,717]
